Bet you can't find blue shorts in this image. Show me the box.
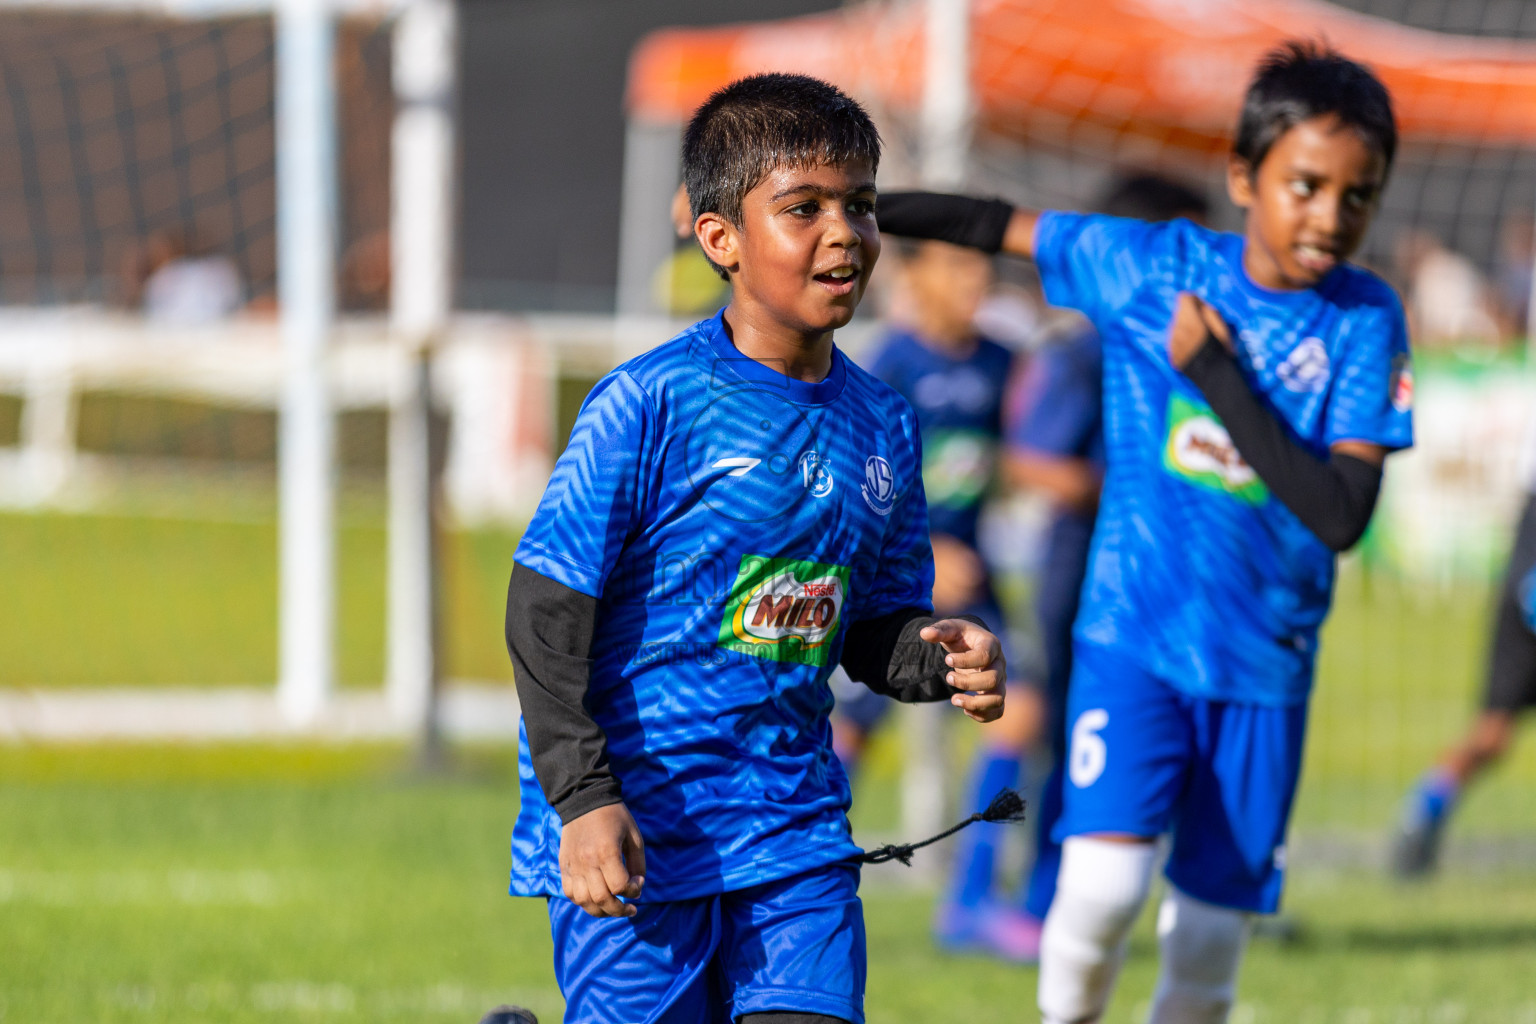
[1056,641,1308,913]
[548,862,864,1024]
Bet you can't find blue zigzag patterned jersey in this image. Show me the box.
[510,309,935,902]
[1035,212,1414,707]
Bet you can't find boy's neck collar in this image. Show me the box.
[706,308,847,406]
[720,303,836,383]
[1235,233,1336,301]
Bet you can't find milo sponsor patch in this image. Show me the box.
[1162,393,1268,504]
[718,555,850,665]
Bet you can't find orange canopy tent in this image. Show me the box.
[627,0,1536,153]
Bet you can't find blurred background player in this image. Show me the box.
[1392,416,1536,876]
[877,41,1413,1023]
[1003,172,1211,957]
[825,233,1037,960]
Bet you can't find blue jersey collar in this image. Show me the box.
[703,308,848,406]
[1226,233,1338,307]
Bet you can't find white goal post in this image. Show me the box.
[0,0,453,731]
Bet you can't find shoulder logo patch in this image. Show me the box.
[1390,354,1414,413]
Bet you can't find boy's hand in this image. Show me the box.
[919,619,1005,723]
[559,802,646,918]
[1168,292,1233,370]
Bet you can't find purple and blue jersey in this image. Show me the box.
[865,329,1014,548]
[510,309,934,903]
[1034,212,1413,707]
[1006,322,1104,556]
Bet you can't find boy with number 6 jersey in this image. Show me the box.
[877,41,1412,1023]
[504,73,1006,1024]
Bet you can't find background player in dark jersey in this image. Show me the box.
[505,74,1006,1024]
[1393,425,1536,876]
[1005,174,1211,957]
[825,236,1039,959]
[877,42,1411,1024]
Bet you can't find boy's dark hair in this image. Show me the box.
[683,73,881,278]
[1095,172,1209,223]
[1234,40,1397,173]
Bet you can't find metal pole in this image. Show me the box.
[389,0,457,755]
[615,118,683,317]
[902,0,974,869]
[275,0,338,726]
[921,0,972,191]
[1524,213,1536,358]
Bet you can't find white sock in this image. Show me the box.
[1147,886,1251,1024]
[1037,837,1158,1024]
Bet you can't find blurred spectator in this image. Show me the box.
[1396,229,1502,352]
[656,182,729,315]
[341,229,391,312]
[122,228,243,324]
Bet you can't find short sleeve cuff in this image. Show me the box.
[1031,209,1082,310]
[513,542,605,599]
[1325,422,1415,452]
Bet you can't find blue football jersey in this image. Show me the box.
[1034,212,1414,706]
[865,328,1014,548]
[511,309,935,902]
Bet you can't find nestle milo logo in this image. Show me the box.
[1162,393,1268,505]
[718,555,851,665]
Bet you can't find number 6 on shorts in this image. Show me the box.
[1070,708,1109,787]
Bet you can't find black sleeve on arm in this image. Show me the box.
[505,563,623,824]
[840,608,989,703]
[1181,337,1384,552]
[877,192,1015,254]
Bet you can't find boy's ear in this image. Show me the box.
[695,213,740,275]
[1226,154,1256,210]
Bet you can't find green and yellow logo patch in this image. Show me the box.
[718,555,850,666]
[1162,393,1269,505]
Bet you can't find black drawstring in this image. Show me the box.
[854,788,1028,866]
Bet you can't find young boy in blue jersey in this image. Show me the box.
[877,41,1412,1022]
[504,73,1006,1024]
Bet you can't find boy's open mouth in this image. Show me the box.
[1293,243,1338,275]
[813,264,860,291]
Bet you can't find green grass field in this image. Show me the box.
[6,506,1536,1020]
[0,507,518,686]
[5,743,1536,1024]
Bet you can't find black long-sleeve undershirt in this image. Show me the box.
[505,563,984,823]
[1181,336,1383,552]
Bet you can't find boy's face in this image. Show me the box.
[1228,114,1387,291]
[699,159,879,335]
